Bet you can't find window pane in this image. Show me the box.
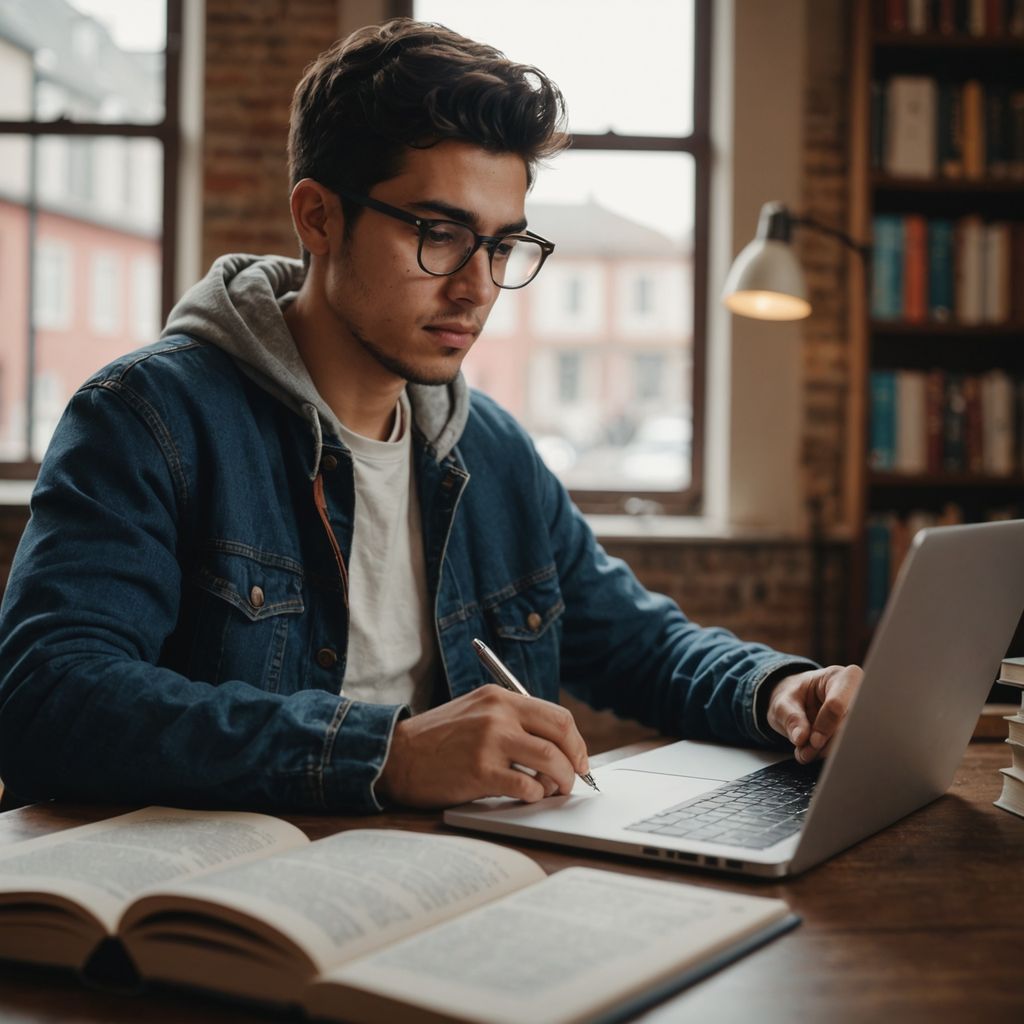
[0,0,166,124]
[463,151,695,492]
[413,0,694,137]
[0,134,162,461]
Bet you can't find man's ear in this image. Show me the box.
[289,179,339,260]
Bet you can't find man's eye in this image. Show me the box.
[493,239,517,261]
[424,226,459,246]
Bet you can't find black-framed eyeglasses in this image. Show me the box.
[330,186,555,290]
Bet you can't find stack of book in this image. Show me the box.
[995,655,1024,818]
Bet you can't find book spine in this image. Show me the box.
[871,371,899,469]
[886,76,938,178]
[872,215,905,319]
[962,80,986,178]
[896,370,928,472]
[938,80,965,178]
[983,222,1011,322]
[866,516,892,625]
[926,368,946,471]
[983,369,1015,474]
[962,374,984,473]
[886,0,909,31]
[908,0,930,30]
[928,218,956,319]
[955,215,985,323]
[943,372,967,472]
[1012,222,1024,323]
[903,214,929,322]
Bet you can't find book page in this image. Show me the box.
[307,867,791,1024]
[124,830,545,976]
[0,807,307,934]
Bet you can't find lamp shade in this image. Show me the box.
[721,237,811,321]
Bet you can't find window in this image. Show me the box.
[557,352,583,404]
[90,252,121,334]
[409,0,709,512]
[0,0,179,472]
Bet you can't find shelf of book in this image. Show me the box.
[846,2,1024,662]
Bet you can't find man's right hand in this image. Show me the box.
[375,685,591,809]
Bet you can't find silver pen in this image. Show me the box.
[472,637,600,792]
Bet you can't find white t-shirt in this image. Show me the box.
[335,392,436,714]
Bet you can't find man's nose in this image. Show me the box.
[445,246,498,306]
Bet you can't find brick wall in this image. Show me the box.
[201,0,341,268]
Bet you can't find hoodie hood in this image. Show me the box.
[162,254,469,475]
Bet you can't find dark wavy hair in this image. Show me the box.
[287,18,569,261]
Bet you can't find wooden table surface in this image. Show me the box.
[0,739,1022,1024]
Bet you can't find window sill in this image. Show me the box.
[588,514,851,546]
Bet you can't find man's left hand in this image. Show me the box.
[765,664,863,763]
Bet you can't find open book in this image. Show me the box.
[0,806,798,1024]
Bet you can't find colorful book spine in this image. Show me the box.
[870,371,899,469]
[872,215,905,319]
[928,218,955,320]
[903,215,929,322]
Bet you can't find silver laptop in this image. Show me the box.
[444,520,1024,877]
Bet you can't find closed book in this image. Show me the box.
[969,0,987,33]
[1008,717,1024,744]
[937,80,965,178]
[870,371,898,469]
[903,215,929,321]
[999,656,1024,686]
[937,0,959,31]
[908,0,930,30]
[983,222,1011,322]
[981,370,1016,475]
[954,215,985,323]
[1010,90,1024,179]
[1011,222,1024,322]
[943,373,967,472]
[885,76,938,177]
[885,0,909,31]
[1007,739,1024,772]
[870,79,886,170]
[995,766,1024,818]
[962,374,984,473]
[986,84,1010,176]
[872,214,905,319]
[928,218,955,318]
[866,516,893,626]
[895,371,928,472]
[925,369,946,471]
[961,80,986,178]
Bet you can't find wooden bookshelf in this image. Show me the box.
[846,3,1024,660]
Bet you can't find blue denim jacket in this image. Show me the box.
[0,336,814,813]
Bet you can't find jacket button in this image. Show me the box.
[316,647,338,669]
[526,612,542,632]
[250,586,265,609]
[322,454,339,472]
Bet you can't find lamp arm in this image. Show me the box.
[790,214,872,262]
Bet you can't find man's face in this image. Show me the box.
[322,140,529,387]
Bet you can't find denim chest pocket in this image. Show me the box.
[187,547,306,694]
[482,569,564,699]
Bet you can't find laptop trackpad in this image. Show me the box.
[609,740,787,782]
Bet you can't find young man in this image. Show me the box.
[0,19,860,812]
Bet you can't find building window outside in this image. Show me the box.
[411,0,708,511]
[635,353,664,402]
[90,251,120,334]
[0,0,178,471]
[557,351,583,404]
[34,241,73,330]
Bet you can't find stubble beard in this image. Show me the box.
[347,320,465,387]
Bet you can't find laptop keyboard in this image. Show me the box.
[624,759,823,850]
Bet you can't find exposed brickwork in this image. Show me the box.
[201,0,340,269]
[799,0,852,532]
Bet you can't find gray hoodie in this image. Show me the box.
[162,254,470,476]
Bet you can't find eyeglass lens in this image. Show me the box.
[420,223,545,288]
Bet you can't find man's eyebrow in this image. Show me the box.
[409,199,528,236]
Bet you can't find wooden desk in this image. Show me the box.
[0,741,1021,1023]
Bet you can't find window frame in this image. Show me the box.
[401,0,711,514]
[0,0,181,478]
